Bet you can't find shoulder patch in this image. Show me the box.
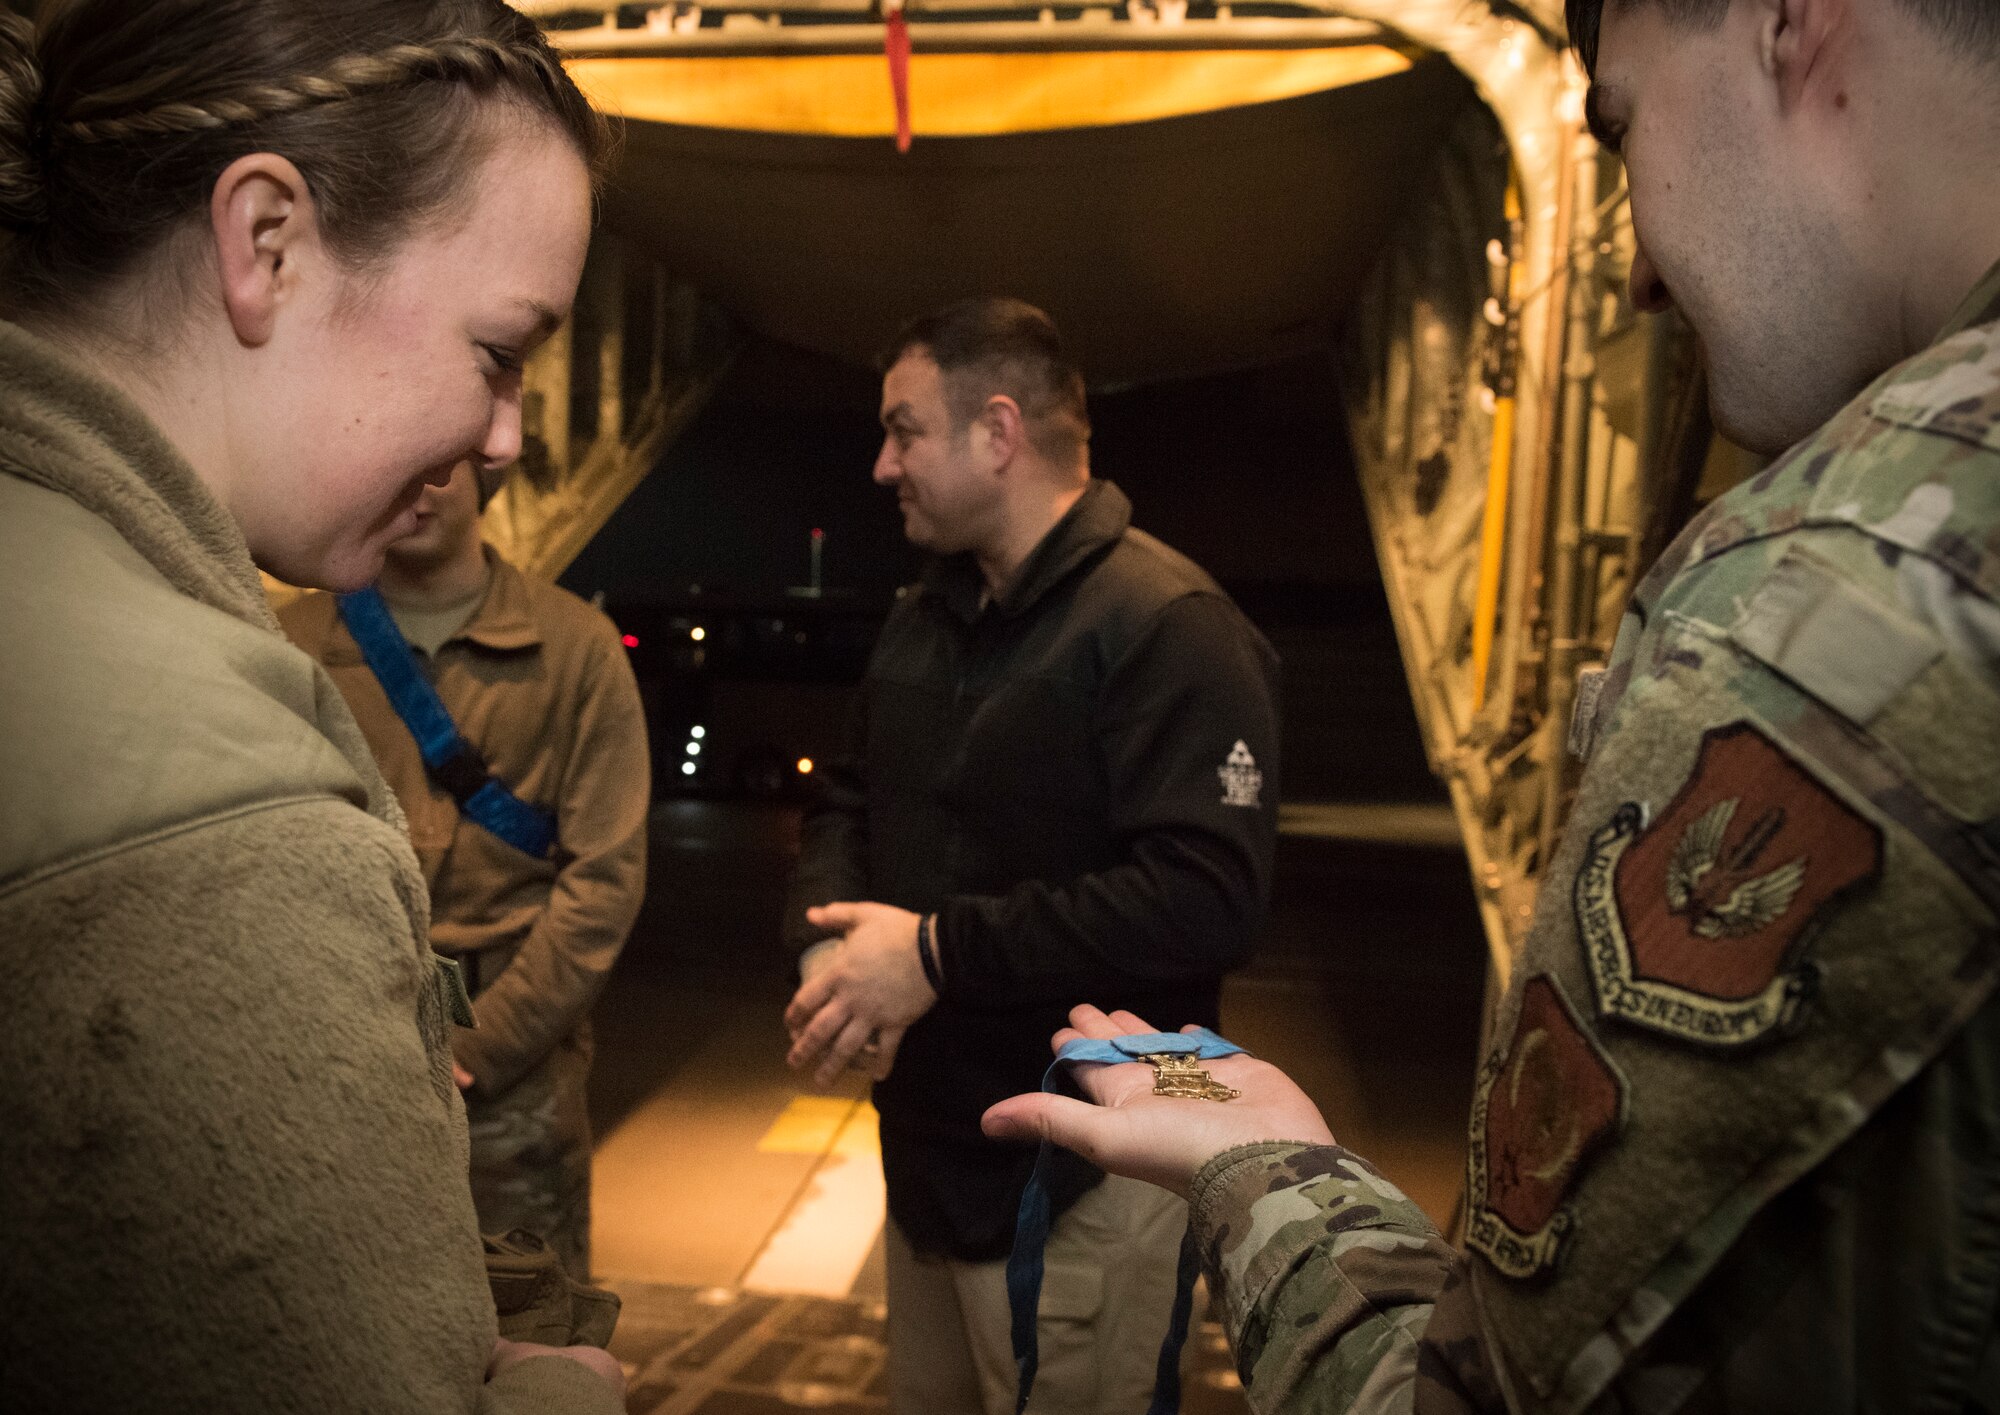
[1731,544,1942,728]
[1576,722,1883,1047]
[1218,740,1264,808]
[1466,975,1625,1280]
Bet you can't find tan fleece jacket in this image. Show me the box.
[0,320,623,1415]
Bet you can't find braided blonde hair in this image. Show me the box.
[59,36,579,145]
[0,0,610,317]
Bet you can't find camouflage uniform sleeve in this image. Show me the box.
[1189,1142,1502,1414]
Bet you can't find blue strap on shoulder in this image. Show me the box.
[1006,1027,1246,1415]
[335,586,558,860]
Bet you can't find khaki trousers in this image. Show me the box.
[885,1174,1187,1415]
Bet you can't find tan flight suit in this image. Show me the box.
[281,549,651,1278]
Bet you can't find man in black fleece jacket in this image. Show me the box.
[784,297,1280,1414]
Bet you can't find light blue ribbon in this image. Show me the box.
[1007,1027,1246,1415]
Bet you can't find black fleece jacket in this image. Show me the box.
[785,480,1281,1260]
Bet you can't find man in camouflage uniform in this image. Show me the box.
[281,462,650,1280]
[984,0,2000,1408]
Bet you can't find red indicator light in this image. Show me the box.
[621,634,639,648]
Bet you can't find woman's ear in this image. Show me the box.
[208,152,320,348]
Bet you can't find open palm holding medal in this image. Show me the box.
[981,1004,1334,1199]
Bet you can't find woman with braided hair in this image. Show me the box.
[0,2,627,1410]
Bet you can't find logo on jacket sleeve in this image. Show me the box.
[1466,974,1625,1279]
[1218,740,1263,808]
[1574,721,1882,1047]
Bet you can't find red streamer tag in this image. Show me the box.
[885,8,911,153]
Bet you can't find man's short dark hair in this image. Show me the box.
[1566,0,1718,74]
[881,297,1091,465]
[1568,0,2000,76]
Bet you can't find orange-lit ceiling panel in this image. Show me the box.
[568,46,1413,137]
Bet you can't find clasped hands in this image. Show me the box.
[784,901,937,1088]
[784,908,1338,1197]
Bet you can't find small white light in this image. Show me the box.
[690,626,707,642]
[691,725,706,739]
[686,742,701,756]
[681,761,696,776]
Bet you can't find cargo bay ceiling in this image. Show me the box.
[526,0,1552,385]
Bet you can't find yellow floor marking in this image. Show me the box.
[742,1099,885,1297]
[833,1099,881,1158]
[757,1095,870,1155]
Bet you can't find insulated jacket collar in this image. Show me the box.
[926,479,1132,623]
[0,318,409,843]
[0,320,274,632]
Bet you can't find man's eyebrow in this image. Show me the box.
[1584,82,1624,153]
[881,400,913,427]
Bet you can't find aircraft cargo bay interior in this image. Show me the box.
[434,2,1711,1406]
[12,0,1826,1410]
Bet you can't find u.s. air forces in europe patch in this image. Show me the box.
[1466,974,1625,1279]
[1574,722,1883,1047]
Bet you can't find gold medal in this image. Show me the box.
[1141,1051,1239,1102]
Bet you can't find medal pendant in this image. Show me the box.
[1142,1052,1240,1102]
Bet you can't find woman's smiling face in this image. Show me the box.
[231,116,592,591]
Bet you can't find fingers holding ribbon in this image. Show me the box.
[1055,1005,1241,1105]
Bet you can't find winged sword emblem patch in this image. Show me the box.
[1666,798,1809,939]
[1574,722,1881,1047]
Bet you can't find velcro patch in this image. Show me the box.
[1466,975,1625,1279]
[1576,722,1883,1047]
[436,954,477,1029]
[1568,665,1610,762]
[1731,545,1941,727]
